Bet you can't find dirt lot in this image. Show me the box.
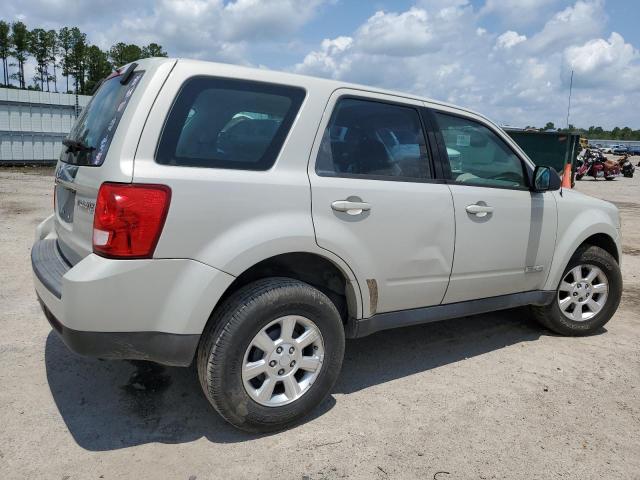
[1,162,639,480]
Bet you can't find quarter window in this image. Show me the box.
[157,77,305,170]
[316,98,431,180]
[434,112,527,189]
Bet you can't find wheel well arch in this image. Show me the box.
[216,252,358,325]
[579,233,619,263]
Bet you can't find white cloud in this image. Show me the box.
[294,0,640,129]
[112,0,326,61]
[565,32,640,90]
[354,8,435,57]
[4,0,326,62]
[221,0,323,41]
[295,36,353,78]
[567,32,637,73]
[295,2,488,101]
[528,0,605,52]
[495,31,527,49]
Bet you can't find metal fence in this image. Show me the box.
[0,87,91,165]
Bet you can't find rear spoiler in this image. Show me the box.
[90,62,139,95]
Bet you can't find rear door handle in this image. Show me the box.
[465,203,494,217]
[331,200,371,216]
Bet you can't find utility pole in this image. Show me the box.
[566,69,573,129]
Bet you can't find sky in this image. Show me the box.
[5,0,640,129]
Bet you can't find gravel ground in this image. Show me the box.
[1,161,639,480]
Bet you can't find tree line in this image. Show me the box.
[524,122,640,141]
[0,20,167,95]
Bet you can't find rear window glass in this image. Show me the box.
[60,71,143,166]
[156,77,305,170]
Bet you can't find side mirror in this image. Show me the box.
[532,165,561,192]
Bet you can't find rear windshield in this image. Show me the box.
[60,71,144,166]
[156,77,305,170]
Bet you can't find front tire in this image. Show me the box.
[531,245,622,336]
[197,278,345,433]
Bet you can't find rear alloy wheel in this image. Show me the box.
[242,315,325,407]
[197,278,345,432]
[531,245,622,336]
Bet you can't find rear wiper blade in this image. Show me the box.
[62,139,95,153]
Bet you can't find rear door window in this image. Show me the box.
[61,71,144,166]
[315,98,432,181]
[156,77,305,170]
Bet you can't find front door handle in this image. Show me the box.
[331,200,371,216]
[466,203,494,217]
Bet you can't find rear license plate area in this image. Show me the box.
[56,185,76,224]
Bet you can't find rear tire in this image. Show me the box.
[197,277,345,433]
[531,245,622,336]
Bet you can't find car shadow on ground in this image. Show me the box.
[46,308,546,451]
[334,308,545,394]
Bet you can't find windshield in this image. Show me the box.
[60,71,143,166]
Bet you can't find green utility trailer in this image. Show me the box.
[504,129,582,175]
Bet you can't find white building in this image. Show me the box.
[0,88,91,164]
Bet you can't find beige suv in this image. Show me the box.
[32,58,622,432]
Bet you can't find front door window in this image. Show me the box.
[434,112,527,189]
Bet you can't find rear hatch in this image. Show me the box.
[54,59,175,264]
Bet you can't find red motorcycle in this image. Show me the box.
[575,149,620,181]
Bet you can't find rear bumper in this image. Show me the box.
[31,217,235,366]
[38,296,200,366]
[31,238,70,299]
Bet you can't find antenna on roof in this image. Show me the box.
[566,69,573,129]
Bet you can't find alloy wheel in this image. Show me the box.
[242,315,325,407]
[557,264,609,321]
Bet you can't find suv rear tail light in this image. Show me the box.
[93,183,171,259]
